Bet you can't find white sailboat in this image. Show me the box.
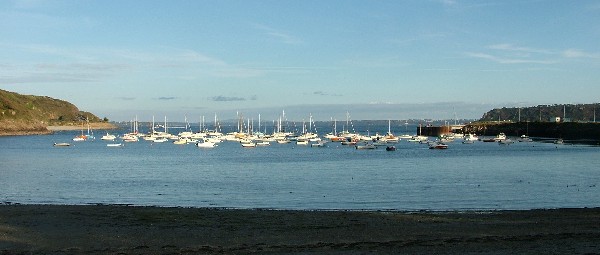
[101,132,116,141]
[72,121,87,141]
[383,119,400,143]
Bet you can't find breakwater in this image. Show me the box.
[463,122,600,141]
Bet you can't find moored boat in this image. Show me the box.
[296,140,309,145]
[101,133,117,141]
[493,133,507,142]
[311,141,327,147]
[72,136,86,142]
[463,133,479,142]
[517,135,533,142]
[241,142,256,148]
[152,137,169,143]
[355,144,376,150]
[196,140,218,148]
[429,142,448,149]
[256,141,271,146]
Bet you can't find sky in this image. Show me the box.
[1,0,600,122]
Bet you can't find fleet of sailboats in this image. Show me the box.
[57,112,537,150]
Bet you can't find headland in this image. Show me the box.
[0,89,116,136]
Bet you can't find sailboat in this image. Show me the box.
[73,121,88,141]
[84,119,95,140]
[383,120,400,143]
[121,116,140,142]
[339,111,360,140]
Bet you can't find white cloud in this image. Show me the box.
[562,49,600,59]
[440,0,457,6]
[488,43,552,54]
[466,52,557,64]
[12,0,51,9]
[0,43,270,82]
[252,23,303,45]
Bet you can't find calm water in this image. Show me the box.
[2,125,599,211]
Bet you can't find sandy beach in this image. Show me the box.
[46,122,118,131]
[0,205,599,254]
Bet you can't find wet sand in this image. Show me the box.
[1,205,599,254]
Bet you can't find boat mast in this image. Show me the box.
[331,117,336,135]
[164,116,168,134]
[152,116,155,134]
[308,113,312,134]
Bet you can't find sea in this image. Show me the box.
[2,121,599,211]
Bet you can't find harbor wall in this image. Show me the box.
[462,122,600,141]
[419,126,452,137]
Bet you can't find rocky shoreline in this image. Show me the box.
[1,205,599,254]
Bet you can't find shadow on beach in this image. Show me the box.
[1,205,599,254]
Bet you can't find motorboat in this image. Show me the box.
[493,133,507,142]
[329,136,347,142]
[311,141,327,147]
[152,137,169,143]
[196,140,218,148]
[463,134,479,142]
[106,143,123,147]
[517,135,533,142]
[385,146,396,151]
[429,142,448,149]
[53,142,71,147]
[408,135,428,143]
[498,138,514,145]
[481,137,497,142]
[173,139,187,145]
[296,140,309,145]
[398,134,413,139]
[256,141,271,146]
[241,142,256,148]
[355,144,376,150]
[101,133,117,141]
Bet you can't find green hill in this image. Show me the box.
[0,89,106,135]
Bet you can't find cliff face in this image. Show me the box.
[0,89,104,135]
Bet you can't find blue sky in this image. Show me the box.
[2,0,600,121]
